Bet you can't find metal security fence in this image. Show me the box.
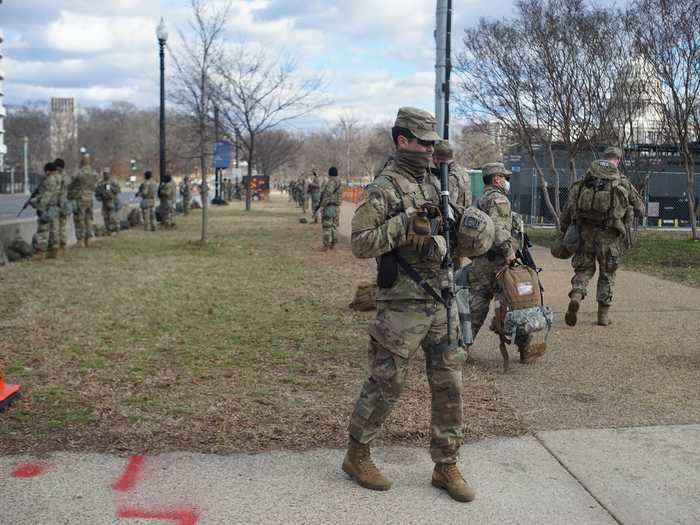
[510,168,700,227]
[0,169,43,194]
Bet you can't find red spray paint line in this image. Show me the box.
[12,463,48,478]
[117,507,199,525]
[112,455,145,492]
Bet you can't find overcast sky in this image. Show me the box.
[1,1,526,127]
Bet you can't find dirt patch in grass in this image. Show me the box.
[0,195,525,455]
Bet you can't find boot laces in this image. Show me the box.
[441,463,465,483]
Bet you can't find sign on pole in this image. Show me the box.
[213,141,231,169]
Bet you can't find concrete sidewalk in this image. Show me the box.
[1,425,698,524]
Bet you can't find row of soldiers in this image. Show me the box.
[26,154,192,260]
[290,168,343,249]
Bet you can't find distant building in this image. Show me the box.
[50,97,78,161]
[0,28,7,171]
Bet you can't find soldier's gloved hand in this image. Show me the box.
[406,213,433,256]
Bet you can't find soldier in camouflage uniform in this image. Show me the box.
[307,171,322,223]
[561,147,645,326]
[136,171,158,231]
[180,176,192,214]
[430,140,472,209]
[54,158,71,256]
[68,154,98,247]
[158,173,177,229]
[316,167,342,249]
[95,169,121,235]
[343,107,474,503]
[468,163,538,360]
[29,162,62,260]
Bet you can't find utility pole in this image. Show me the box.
[435,0,449,137]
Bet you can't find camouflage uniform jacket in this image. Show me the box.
[560,161,645,237]
[68,168,98,204]
[137,179,158,205]
[56,169,70,212]
[319,178,342,208]
[95,178,121,205]
[179,181,192,198]
[352,159,445,301]
[477,185,512,257]
[429,162,472,211]
[158,180,176,201]
[307,178,321,194]
[30,174,62,213]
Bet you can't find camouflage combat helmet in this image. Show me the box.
[482,162,511,178]
[394,107,441,142]
[456,206,495,258]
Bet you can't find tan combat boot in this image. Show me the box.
[83,237,89,247]
[432,463,476,502]
[597,304,612,326]
[342,437,392,491]
[565,292,583,326]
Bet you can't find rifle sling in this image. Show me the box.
[394,252,446,307]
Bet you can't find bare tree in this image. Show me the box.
[214,46,327,210]
[455,17,561,226]
[455,123,502,168]
[4,103,51,173]
[253,129,300,177]
[170,0,231,242]
[631,0,700,240]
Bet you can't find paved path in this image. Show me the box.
[1,425,698,524]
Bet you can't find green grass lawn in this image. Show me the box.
[527,227,700,287]
[0,196,524,455]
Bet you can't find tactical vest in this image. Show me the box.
[382,168,441,270]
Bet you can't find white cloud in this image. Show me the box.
[45,11,157,54]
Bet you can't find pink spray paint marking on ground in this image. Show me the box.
[112,455,145,492]
[117,507,200,525]
[11,463,48,478]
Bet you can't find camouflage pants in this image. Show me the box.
[58,214,69,246]
[570,227,623,306]
[74,201,94,241]
[321,204,339,247]
[141,206,156,231]
[468,254,506,340]
[34,214,59,252]
[348,299,466,464]
[160,201,174,228]
[101,203,119,234]
[183,198,191,215]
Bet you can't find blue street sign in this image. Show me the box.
[213,141,231,169]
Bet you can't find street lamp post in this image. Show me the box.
[23,137,29,195]
[157,18,168,182]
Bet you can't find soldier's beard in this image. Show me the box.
[394,150,433,176]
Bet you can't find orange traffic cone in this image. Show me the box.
[0,368,20,412]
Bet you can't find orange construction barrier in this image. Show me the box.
[0,368,20,412]
[342,186,363,204]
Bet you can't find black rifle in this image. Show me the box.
[16,186,41,217]
[516,232,544,292]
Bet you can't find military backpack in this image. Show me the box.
[572,161,629,225]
